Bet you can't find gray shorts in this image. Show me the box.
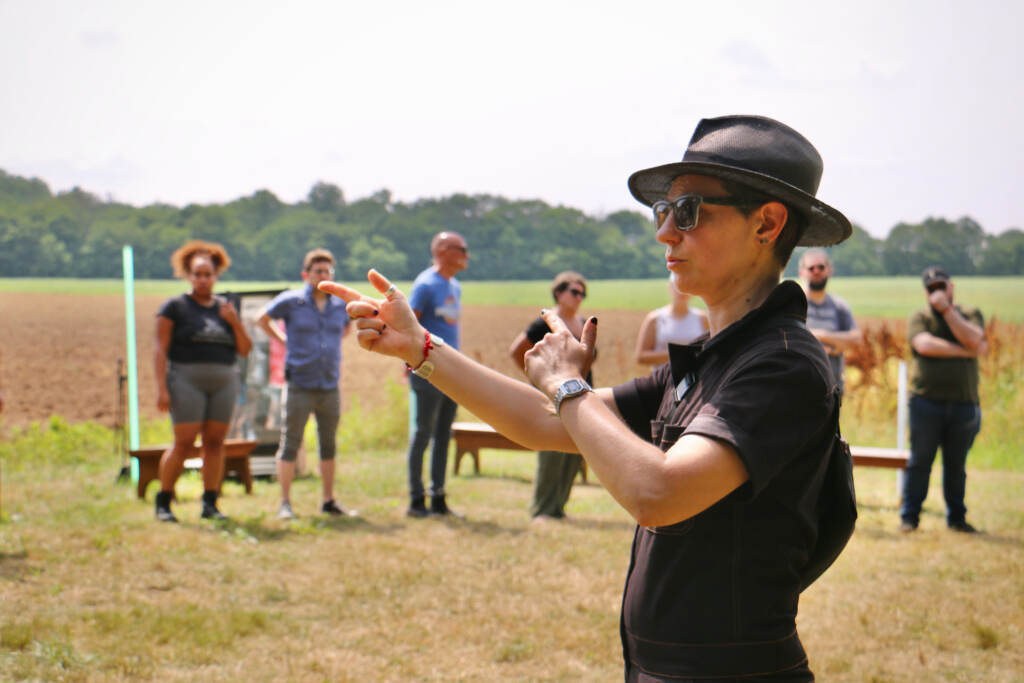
[166,362,239,425]
[277,385,341,462]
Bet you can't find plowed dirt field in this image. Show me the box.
[0,292,647,428]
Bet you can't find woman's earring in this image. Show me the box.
[759,238,770,244]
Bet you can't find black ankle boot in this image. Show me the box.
[406,495,429,518]
[155,490,178,523]
[430,495,463,518]
[200,490,228,520]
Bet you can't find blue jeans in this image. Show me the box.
[900,395,981,526]
[407,374,457,498]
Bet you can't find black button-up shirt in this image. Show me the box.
[612,281,836,680]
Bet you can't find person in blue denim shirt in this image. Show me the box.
[258,249,353,520]
[900,266,987,534]
[405,231,468,518]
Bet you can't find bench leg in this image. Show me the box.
[453,447,481,476]
[135,453,163,500]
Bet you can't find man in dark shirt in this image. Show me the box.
[900,266,987,533]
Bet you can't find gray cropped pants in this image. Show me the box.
[276,385,341,463]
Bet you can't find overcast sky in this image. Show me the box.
[2,0,1021,238]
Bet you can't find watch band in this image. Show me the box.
[411,333,445,379]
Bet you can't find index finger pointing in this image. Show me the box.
[318,281,371,304]
[540,308,570,334]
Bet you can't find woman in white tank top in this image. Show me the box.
[635,275,709,366]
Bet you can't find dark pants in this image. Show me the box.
[407,374,457,498]
[530,451,581,518]
[900,395,981,526]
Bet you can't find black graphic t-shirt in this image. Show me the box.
[158,294,237,365]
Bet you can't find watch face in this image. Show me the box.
[562,379,587,394]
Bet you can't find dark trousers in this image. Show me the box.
[900,395,981,526]
[407,374,457,498]
[530,451,581,518]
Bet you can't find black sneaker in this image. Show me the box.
[949,521,978,534]
[430,495,464,519]
[201,502,229,520]
[155,506,178,523]
[155,491,178,523]
[322,500,358,517]
[406,496,429,518]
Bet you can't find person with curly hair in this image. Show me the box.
[154,240,252,522]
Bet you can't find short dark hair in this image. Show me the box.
[303,248,335,271]
[717,178,807,268]
[550,271,587,302]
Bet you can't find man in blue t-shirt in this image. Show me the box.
[405,231,468,517]
[258,249,353,520]
[799,248,862,395]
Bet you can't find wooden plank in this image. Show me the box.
[850,446,909,469]
[452,422,910,475]
[129,439,257,498]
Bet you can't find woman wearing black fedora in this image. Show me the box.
[321,115,853,681]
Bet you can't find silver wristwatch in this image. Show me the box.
[411,333,445,379]
[552,378,593,416]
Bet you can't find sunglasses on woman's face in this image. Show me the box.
[567,288,586,299]
[652,194,762,232]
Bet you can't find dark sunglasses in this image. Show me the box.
[448,245,468,254]
[652,194,764,232]
[567,288,586,299]
[926,282,947,293]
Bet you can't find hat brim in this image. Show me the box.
[627,161,852,247]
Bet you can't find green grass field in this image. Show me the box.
[3,276,1024,321]
[0,412,1021,681]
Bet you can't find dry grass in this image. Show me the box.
[2,301,1023,680]
[2,429,1023,681]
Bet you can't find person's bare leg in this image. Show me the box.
[199,421,230,519]
[200,421,229,491]
[155,423,200,521]
[159,422,201,491]
[278,458,296,502]
[320,458,335,503]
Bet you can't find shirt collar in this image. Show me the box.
[303,283,329,307]
[668,280,808,387]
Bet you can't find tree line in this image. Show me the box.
[1,169,1021,281]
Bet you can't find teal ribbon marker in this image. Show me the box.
[122,245,141,482]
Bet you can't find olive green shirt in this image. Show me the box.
[907,304,984,403]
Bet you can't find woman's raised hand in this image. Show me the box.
[318,269,426,367]
[524,309,597,399]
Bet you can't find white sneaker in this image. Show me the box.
[277,501,295,520]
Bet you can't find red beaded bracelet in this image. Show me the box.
[408,331,434,373]
[420,330,435,362]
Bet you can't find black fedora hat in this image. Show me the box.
[627,115,852,246]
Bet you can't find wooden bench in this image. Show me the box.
[129,439,258,499]
[451,422,588,483]
[451,422,909,478]
[849,446,909,469]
